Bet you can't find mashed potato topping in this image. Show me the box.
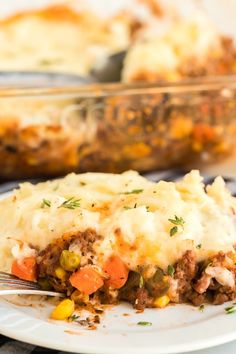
[0,170,236,273]
[0,5,134,76]
[122,17,229,82]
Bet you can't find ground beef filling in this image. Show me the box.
[37,234,236,310]
[37,229,101,294]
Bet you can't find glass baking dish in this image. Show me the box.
[0,75,236,179]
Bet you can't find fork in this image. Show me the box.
[0,271,64,297]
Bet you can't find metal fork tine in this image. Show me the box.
[0,284,38,290]
[0,271,35,281]
[0,280,39,289]
[0,276,38,285]
[0,272,40,288]
[0,289,65,297]
[0,271,64,297]
[0,271,17,276]
[0,278,40,288]
[0,272,17,277]
[0,278,37,286]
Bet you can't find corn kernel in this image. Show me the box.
[50,299,75,320]
[55,267,66,280]
[154,295,170,308]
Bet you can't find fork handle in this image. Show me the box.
[0,289,65,297]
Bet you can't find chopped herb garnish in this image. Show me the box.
[123,206,132,210]
[225,303,236,314]
[167,265,175,277]
[168,215,185,227]
[169,215,185,237]
[199,304,205,312]
[123,203,138,210]
[139,275,144,288]
[137,321,152,326]
[69,314,80,322]
[146,206,150,212]
[196,244,202,249]
[170,226,178,237]
[41,199,51,208]
[122,189,143,195]
[60,197,81,210]
[80,181,86,186]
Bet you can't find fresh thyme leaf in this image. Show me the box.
[169,215,185,237]
[137,321,152,326]
[199,304,205,312]
[170,226,178,237]
[196,244,202,249]
[69,314,80,322]
[122,189,143,195]
[60,197,81,210]
[225,303,236,314]
[41,199,51,208]
[167,265,175,277]
[123,203,138,210]
[139,275,144,288]
[168,215,185,227]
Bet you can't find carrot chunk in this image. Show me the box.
[192,123,215,143]
[70,266,104,295]
[11,256,37,281]
[103,255,129,289]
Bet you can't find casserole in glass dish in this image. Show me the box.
[0,75,235,179]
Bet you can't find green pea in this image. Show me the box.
[60,250,81,271]
[38,278,52,291]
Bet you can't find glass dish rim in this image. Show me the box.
[0,74,236,98]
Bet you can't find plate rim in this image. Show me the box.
[1,299,236,354]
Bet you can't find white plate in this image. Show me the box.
[1,296,236,354]
[1,178,236,354]
[1,182,236,354]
